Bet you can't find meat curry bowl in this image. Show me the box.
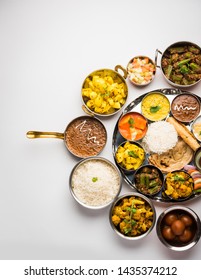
[156,205,201,251]
[81,67,128,117]
[109,193,156,240]
[156,41,201,88]
[26,115,107,158]
[69,157,122,210]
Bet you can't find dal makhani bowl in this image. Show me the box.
[109,193,156,240]
[141,92,170,122]
[65,115,107,158]
[69,157,122,210]
[171,93,200,123]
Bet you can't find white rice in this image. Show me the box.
[142,121,178,154]
[71,159,120,207]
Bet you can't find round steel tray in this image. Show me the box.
[112,88,201,203]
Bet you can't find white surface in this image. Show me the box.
[0,0,201,260]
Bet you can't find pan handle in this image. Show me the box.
[81,105,95,116]
[155,49,162,68]
[26,131,64,140]
[114,65,128,79]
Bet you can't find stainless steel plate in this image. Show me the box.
[112,88,201,203]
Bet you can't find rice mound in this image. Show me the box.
[142,121,178,154]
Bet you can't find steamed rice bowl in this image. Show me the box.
[142,121,178,154]
[70,157,122,209]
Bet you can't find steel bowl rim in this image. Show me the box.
[156,205,201,251]
[109,192,156,240]
[69,156,122,210]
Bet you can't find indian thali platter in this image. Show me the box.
[112,88,201,203]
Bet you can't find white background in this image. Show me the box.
[0,0,201,261]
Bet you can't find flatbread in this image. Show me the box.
[148,137,194,173]
[166,117,200,151]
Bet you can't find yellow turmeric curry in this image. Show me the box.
[165,171,193,200]
[111,196,154,237]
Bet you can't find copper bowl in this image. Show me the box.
[127,55,156,86]
[81,67,128,117]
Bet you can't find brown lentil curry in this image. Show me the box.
[65,116,107,158]
[171,93,200,122]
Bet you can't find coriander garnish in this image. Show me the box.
[92,177,98,182]
[128,117,134,128]
[128,151,138,158]
[150,105,161,113]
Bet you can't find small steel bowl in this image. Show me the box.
[118,111,148,141]
[109,192,156,240]
[69,156,122,210]
[141,92,170,122]
[127,55,156,86]
[191,115,201,142]
[194,146,201,172]
[114,141,146,174]
[133,164,164,197]
[156,41,201,88]
[163,170,194,201]
[171,93,200,123]
[81,66,128,117]
[156,205,201,251]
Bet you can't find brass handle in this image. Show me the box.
[26,131,65,140]
[81,105,95,116]
[114,65,128,79]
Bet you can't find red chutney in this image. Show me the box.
[118,112,148,141]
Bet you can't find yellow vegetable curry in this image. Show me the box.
[111,196,154,237]
[82,70,127,115]
[165,171,193,200]
[141,92,170,121]
[115,141,145,171]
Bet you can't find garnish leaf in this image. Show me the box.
[173,175,185,182]
[128,151,138,158]
[128,117,134,127]
[150,105,161,113]
[92,177,98,182]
